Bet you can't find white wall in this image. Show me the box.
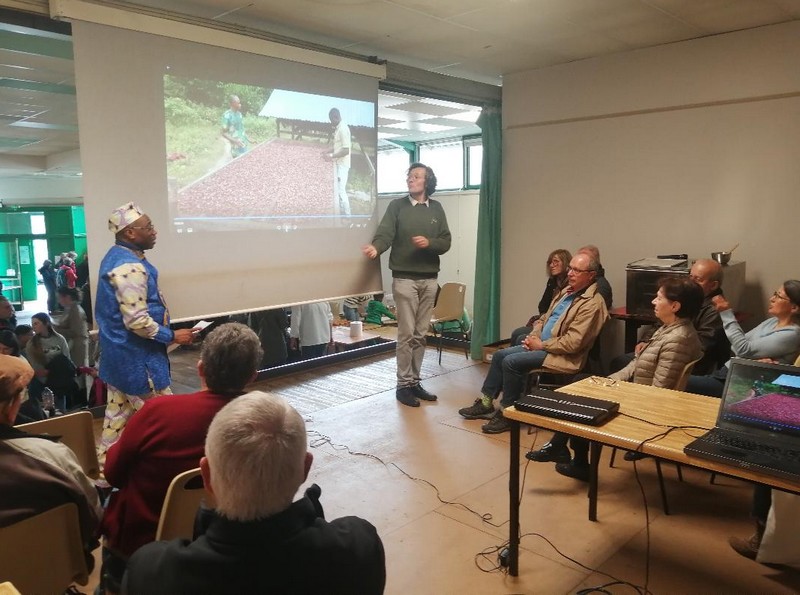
[375,190,479,314]
[501,21,800,353]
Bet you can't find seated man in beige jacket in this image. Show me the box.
[459,252,609,434]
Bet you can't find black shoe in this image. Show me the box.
[458,398,495,420]
[555,461,590,482]
[481,410,511,434]
[412,383,437,401]
[396,387,420,408]
[526,442,571,463]
[624,450,647,461]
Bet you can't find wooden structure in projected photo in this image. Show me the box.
[261,90,376,174]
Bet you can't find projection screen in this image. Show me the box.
[72,20,382,321]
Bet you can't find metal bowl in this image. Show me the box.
[711,251,731,265]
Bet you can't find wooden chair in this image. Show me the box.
[16,411,100,479]
[430,282,468,364]
[608,356,702,515]
[155,468,211,541]
[0,503,89,594]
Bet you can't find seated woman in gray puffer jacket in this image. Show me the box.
[528,276,704,478]
[609,276,704,388]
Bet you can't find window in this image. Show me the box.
[418,139,464,191]
[376,136,483,195]
[465,136,483,188]
[377,145,412,194]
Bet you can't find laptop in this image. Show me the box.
[515,388,619,426]
[683,358,800,481]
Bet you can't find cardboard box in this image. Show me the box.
[482,339,511,363]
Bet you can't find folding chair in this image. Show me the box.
[609,356,702,515]
[429,282,468,364]
[17,411,100,479]
[156,468,211,541]
[0,504,89,594]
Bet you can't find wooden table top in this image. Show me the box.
[505,377,800,492]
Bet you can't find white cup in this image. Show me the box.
[349,321,363,338]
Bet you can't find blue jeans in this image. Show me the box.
[343,306,360,321]
[685,365,727,397]
[481,345,547,408]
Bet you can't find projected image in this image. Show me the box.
[164,75,377,232]
[722,365,800,434]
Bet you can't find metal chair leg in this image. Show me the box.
[609,447,618,468]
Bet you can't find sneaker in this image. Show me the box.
[555,461,590,482]
[481,410,511,434]
[396,387,420,408]
[458,398,495,420]
[412,383,437,401]
[526,442,571,463]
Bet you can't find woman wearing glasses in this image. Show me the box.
[686,280,800,397]
[722,282,800,561]
[510,248,572,346]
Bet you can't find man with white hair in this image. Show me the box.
[124,392,386,595]
[95,202,196,475]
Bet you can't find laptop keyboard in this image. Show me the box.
[704,430,800,463]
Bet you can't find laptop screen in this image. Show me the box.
[717,358,800,438]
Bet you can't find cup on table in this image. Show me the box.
[349,321,363,339]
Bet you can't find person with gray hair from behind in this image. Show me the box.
[100,322,263,595]
[124,391,386,595]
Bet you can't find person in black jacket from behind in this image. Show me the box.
[124,391,386,595]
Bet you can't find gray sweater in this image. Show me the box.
[371,196,451,279]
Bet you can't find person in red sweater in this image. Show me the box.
[98,322,263,594]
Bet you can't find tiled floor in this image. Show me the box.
[80,334,800,594]
[292,362,800,594]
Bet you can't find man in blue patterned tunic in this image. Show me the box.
[95,202,195,478]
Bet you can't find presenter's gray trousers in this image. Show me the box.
[393,277,438,388]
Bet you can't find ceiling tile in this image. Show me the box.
[645,0,796,32]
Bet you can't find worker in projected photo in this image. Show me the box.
[322,108,352,216]
[363,163,452,408]
[95,202,196,483]
[221,94,252,159]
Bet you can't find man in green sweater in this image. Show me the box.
[362,163,451,407]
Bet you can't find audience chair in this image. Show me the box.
[156,467,211,541]
[608,357,702,515]
[429,282,468,364]
[16,411,100,479]
[0,503,89,594]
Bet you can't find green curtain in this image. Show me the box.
[471,105,502,359]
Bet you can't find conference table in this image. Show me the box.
[503,377,800,576]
